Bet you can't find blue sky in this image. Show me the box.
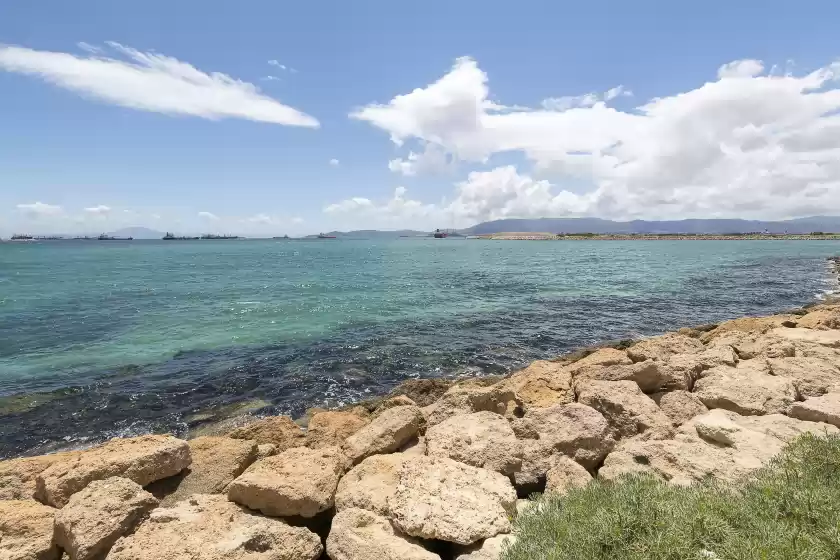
[2,0,840,236]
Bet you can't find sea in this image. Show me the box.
[1,238,838,458]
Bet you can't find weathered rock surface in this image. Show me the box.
[652,390,709,426]
[35,434,191,508]
[372,395,418,417]
[343,405,424,464]
[425,411,521,475]
[627,333,703,362]
[0,450,80,501]
[795,309,840,330]
[0,500,59,560]
[107,494,322,560]
[455,534,517,560]
[326,508,440,560]
[305,409,370,449]
[693,363,798,415]
[227,446,345,518]
[577,380,674,439]
[770,327,840,348]
[148,436,257,506]
[335,453,410,516]
[256,443,278,459]
[388,456,517,545]
[54,477,158,560]
[565,348,631,374]
[499,360,573,410]
[227,415,306,451]
[707,331,796,360]
[767,357,840,397]
[544,456,592,495]
[788,393,840,428]
[700,315,800,343]
[388,378,454,407]
[573,360,689,393]
[423,385,517,427]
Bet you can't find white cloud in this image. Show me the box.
[268,60,287,70]
[329,158,340,167]
[198,211,219,220]
[388,144,452,176]
[349,56,840,221]
[245,213,273,224]
[0,43,319,127]
[262,75,280,82]
[325,186,438,228]
[84,204,111,215]
[76,42,101,55]
[16,201,63,217]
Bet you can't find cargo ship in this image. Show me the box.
[98,234,133,241]
[317,233,337,239]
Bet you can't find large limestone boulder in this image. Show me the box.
[693,363,797,415]
[335,453,410,516]
[227,415,306,451]
[576,380,674,439]
[788,393,840,428]
[544,456,592,495]
[573,360,689,393]
[343,405,424,465]
[707,331,795,360]
[227,446,345,518]
[699,315,800,343]
[770,327,840,348]
[767,357,840,397]
[627,333,703,362]
[107,494,322,560]
[455,534,517,560]
[0,450,81,501]
[565,348,631,374]
[35,434,191,508]
[425,411,521,475]
[512,440,570,488]
[0,500,59,560]
[305,409,370,449]
[147,436,257,506]
[387,378,454,407]
[387,456,517,545]
[651,390,708,426]
[511,403,615,470]
[794,309,840,330]
[326,508,440,560]
[423,385,517,427]
[498,360,573,410]
[54,477,158,560]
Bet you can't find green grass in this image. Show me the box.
[503,434,840,560]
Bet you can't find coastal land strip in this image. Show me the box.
[477,232,840,240]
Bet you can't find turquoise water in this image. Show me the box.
[0,238,838,457]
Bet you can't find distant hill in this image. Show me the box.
[465,217,840,235]
[304,229,429,239]
[107,227,165,239]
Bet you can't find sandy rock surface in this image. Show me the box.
[770,327,840,347]
[627,333,704,362]
[423,385,517,427]
[788,393,840,427]
[0,450,81,501]
[425,411,522,474]
[0,500,60,560]
[455,534,517,560]
[573,360,689,393]
[335,452,411,516]
[326,508,440,560]
[577,380,674,439]
[343,405,424,464]
[694,362,798,415]
[767,357,840,397]
[305,409,370,449]
[652,390,709,426]
[499,360,573,410]
[544,455,592,495]
[226,416,305,451]
[565,348,632,374]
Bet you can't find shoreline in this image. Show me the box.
[478,232,840,240]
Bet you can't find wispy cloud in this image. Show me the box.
[198,211,219,220]
[84,204,111,215]
[329,158,340,167]
[16,201,63,217]
[0,42,319,127]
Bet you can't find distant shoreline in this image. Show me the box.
[478,232,840,241]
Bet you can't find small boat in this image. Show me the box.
[433,229,447,239]
[317,233,337,239]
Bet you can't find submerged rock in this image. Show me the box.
[425,411,522,475]
[0,500,60,560]
[326,508,440,560]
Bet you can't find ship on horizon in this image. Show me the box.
[98,234,133,241]
[317,233,337,239]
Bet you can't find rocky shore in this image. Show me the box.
[2,261,840,560]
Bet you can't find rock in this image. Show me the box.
[335,453,410,516]
[399,436,426,456]
[305,409,370,449]
[54,477,158,560]
[565,348,632,373]
[767,357,840,397]
[107,494,322,560]
[388,456,517,545]
[695,345,739,368]
[652,390,709,426]
[512,440,567,488]
[770,327,840,348]
[326,508,440,560]
[425,412,521,475]
[577,380,674,439]
[147,436,257,506]
[343,405,424,464]
[227,446,345,518]
[455,534,517,560]
[693,363,798,415]
[627,333,703,362]
[544,456,592,495]
[795,309,840,330]
[35,435,191,508]
[512,403,615,470]
[499,360,573,410]
[707,331,796,360]
[788,393,840,428]
[388,378,454,408]
[423,385,517,427]
[227,415,305,451]
[700,315,801,343]
[372,395,417,417]
[256,443,278,459]
[0,500,59,560]
[573,360,689,393]
[0,450,81,501]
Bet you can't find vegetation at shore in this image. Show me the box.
[504,433,840,560]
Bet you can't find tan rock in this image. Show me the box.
[512,440,566,488]
[35,434,191,508]
[326,508,440,560]
[256,443,278,459]
[499,360,573,410]
[388,456,517,545]
[54,477,158,560]
[305,409,370,449]
[147,436,257,506]
[227,446,345,518]
[767,357,840,397]
[788,393,840,428]
[544,456,592,495]
[577,380,674,439]
[627,333,703,362]
[335,453,410,516]
[707,331,796,360]
[399,436,426,456]
[343,405,424,464]
[227,415,305,451]
[652,390,708,426]
[425,411,521,475]
[372,395,417,417]
[700,315,800,343]
[573,360,689,393]
[107,494,322,560]
[693,363,798,415]
[423,385,517,427]
[0,500,59,560]
[795,309,840,330]
[0,450,81,501]
[770,327,840,348]
[387,378,454,408]
[455,534,517,560]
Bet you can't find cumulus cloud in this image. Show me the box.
[349,56,840,221]
[388,144,453,176]
[198,211,219,220]
[325,186,438,228]
[84,204,111,215]
[0,42,319,127]
[245,213,273,224]
[16,201,63,217]
[329,158,340,167]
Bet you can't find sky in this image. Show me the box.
[1,0,840,237]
